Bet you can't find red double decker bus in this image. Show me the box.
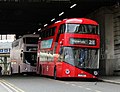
[36,18,100,79]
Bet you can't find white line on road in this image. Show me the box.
[86,88,92,91]
[0,82,13,92]
[64,82,69,84]
[71,84,76,86]
[78,85,83,88]
[0,80,19,92]
[95,90,102,92]
[1,79,25,92]
[53,80,102,92]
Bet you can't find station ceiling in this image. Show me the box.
[0,0,118,36]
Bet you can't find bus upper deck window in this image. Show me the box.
[23,38,25,43]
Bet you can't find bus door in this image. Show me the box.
[55,45,64,77]
[23,52,37,72]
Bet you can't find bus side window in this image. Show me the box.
[58,47,64,62]
[20,53,22,58]
[23,38,25,43]
[50,27,56,36]
[56,24,65,42]
[47,29,49,38]
[44,31,47,38]
[42,31,45,38]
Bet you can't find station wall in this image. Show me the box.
[88,6,120,75]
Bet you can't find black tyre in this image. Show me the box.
[10,67,13,75]
[54,69,57,80]
[18,66,20,74]
[39,65,42,76]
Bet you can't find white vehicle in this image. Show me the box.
[10,34,39,74]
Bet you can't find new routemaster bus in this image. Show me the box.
[36,18,100,79]
[10,34,39,74]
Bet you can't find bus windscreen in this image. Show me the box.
[59,47,99,69]
[66,24,98,34]
[25,37,39,44]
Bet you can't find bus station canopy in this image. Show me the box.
[0,0,117,37]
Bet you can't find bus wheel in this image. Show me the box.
[10,67,13,75]
[18,66,20,74]
[39,65,42,76]
[54,69,57,80]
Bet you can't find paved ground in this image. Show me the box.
[0,75,120,92]
[99,76,120,85]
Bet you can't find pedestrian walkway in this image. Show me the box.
[98,76,120,85]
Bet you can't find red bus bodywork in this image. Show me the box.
[36,18,100,79]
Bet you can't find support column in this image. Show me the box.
[104,13,114,75]
[4,57,7,75]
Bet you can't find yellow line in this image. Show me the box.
[1,79,25,92]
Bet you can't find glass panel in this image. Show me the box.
[59,24,66,34]
[41,39,53,49]
[50,27,56,36]
[12,41,19,47]
[60,47,99,69]
[24,52,37,66]
[26,46,37,51]
[2,35,7,40]
[7,34,15,41]
[66,24,98,34]
[25,37,38,44]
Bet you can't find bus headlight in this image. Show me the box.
[94,71,98,76]
[65,69,70,74]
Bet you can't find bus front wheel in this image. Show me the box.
[10,67,13,75]
[54,69,57,80]
[18,66,20,74]
[39,65,42,76]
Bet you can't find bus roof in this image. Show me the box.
[22,34,39,38]
[12,34,39,43]
[46,18,98,29]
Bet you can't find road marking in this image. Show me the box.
[95,90,102,92]
[78,85,83,88]
[71,84,76,86]
[65,82,69,84]
[54,80,102,92]
[2,79,25,92]
[86,88,92,91]
[0,82,13,92]
[0,80,19,92]
[0,79,25,92]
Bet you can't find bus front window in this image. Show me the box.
[62,47,99,69]
[24,53,37,66]
[64,47,74,65]
[66,24,98,34]
[25,37,39,44]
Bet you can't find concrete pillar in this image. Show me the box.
[4,57,7,75]
[104,13,114,75]
[113,7,120,75]
[87,7,115,75]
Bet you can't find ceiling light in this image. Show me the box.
[70,4,77,8]
[44,24,48,27]
[33,32,36,34]
[38,28,41,31]
[59,12,64,16]
[51,18,55,22]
